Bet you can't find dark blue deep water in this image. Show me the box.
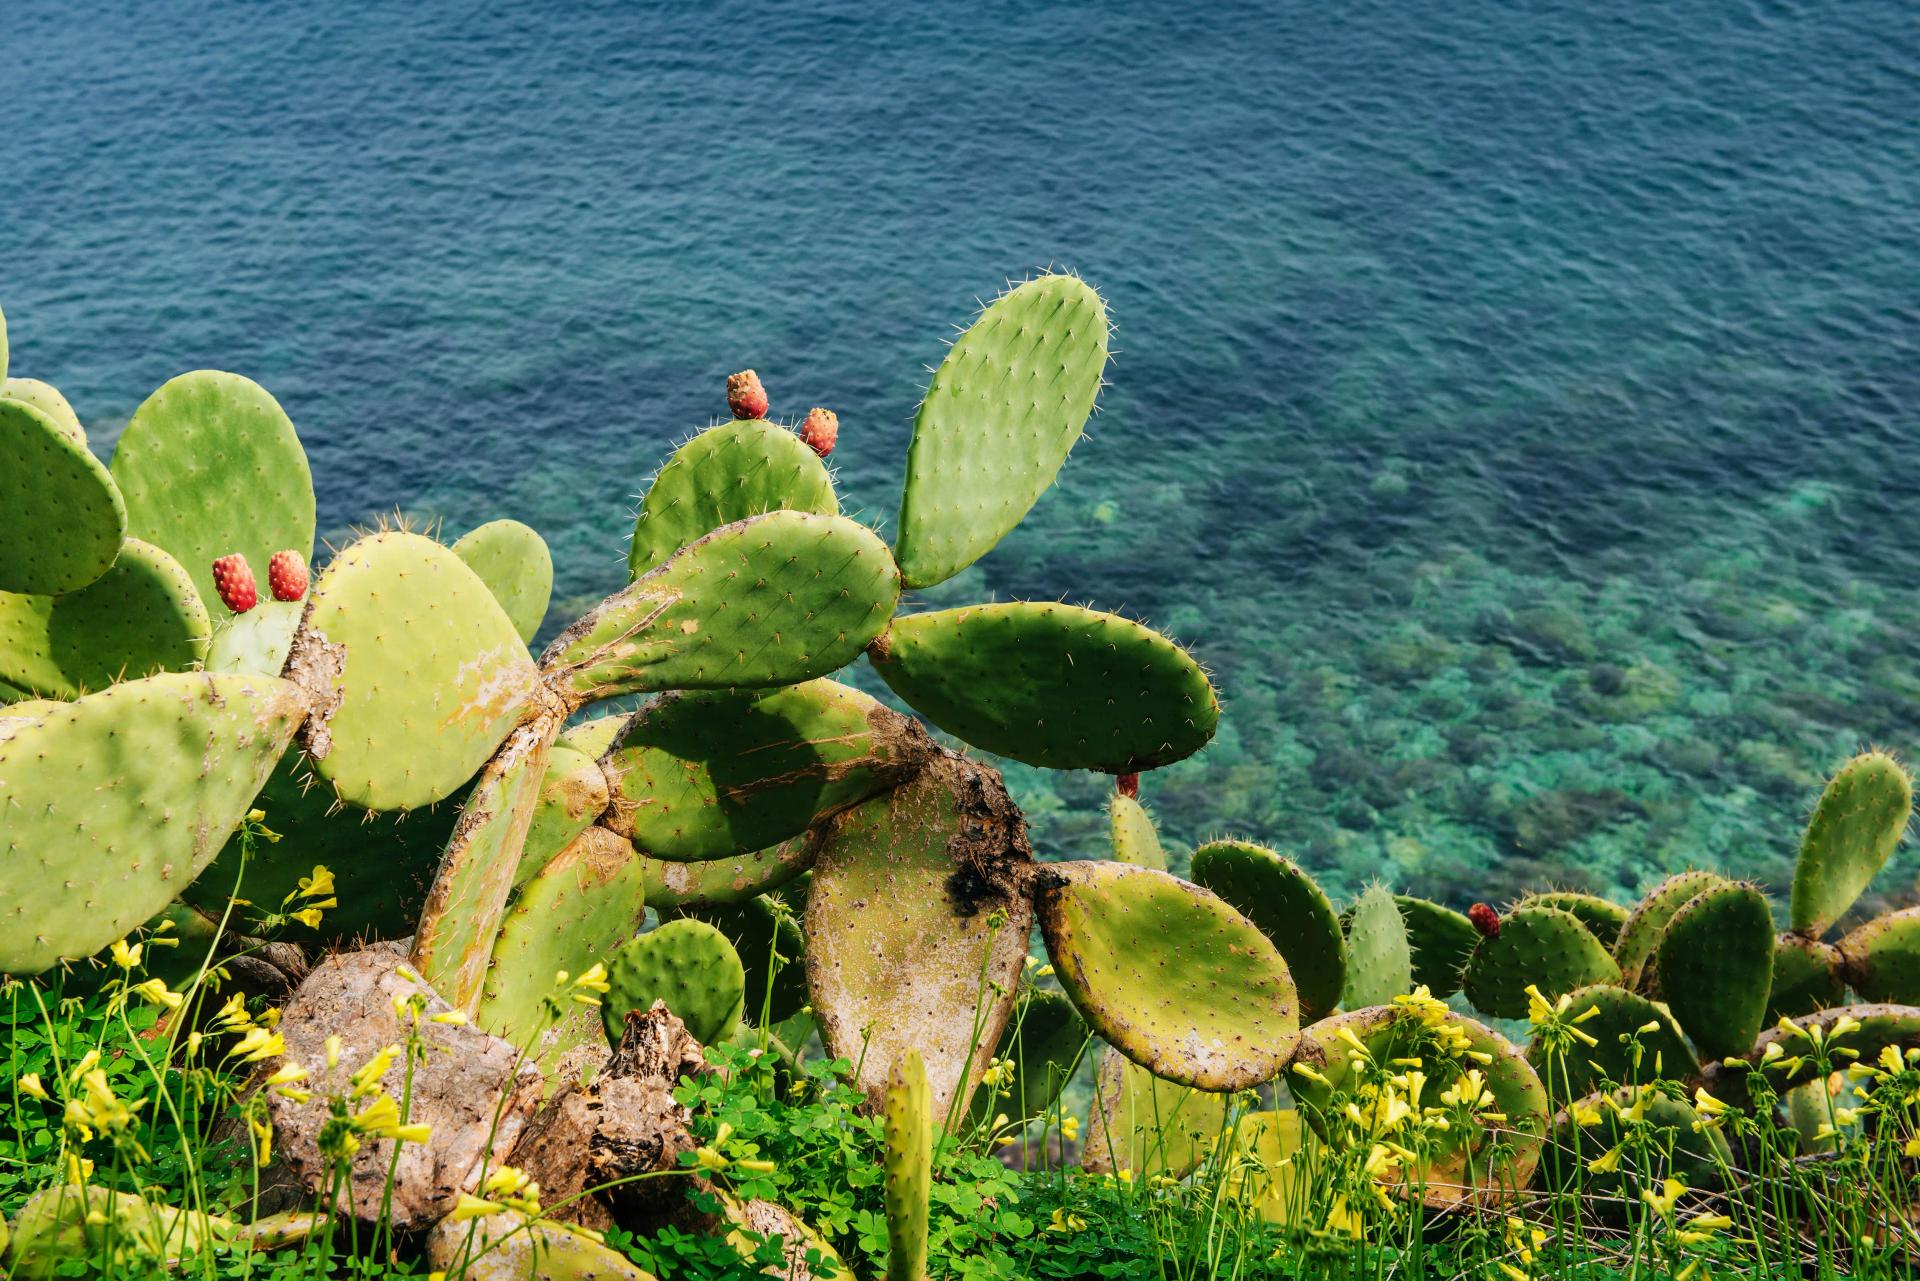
[7,1,1920,909]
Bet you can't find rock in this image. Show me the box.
[267,949,544,1229]
[426,1212,656,1280]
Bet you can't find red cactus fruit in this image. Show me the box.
[211,553,258,613]
[800,407,839,457]
[268,549,309,601]
[727,369,769,420]
[1467,902,1501,938]
[1116,773,1140,799]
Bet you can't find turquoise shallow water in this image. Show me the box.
[6,1,1920,910]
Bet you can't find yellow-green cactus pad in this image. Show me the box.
[543,510,898,709]
[602,917,745,1046]
[1080,1051,1230,1179]
[1768,931,1846,1021]
[894,274,1108,588]
[1108,793,1166,870]
[601,680,932,862]
[1463,906,1619,1020]
[0,399,125,595]
[1190,839,1345,1023]
[1839,906,1920,1004]
[2,377,82,445]
[453,518,553,645]
[882,1049,932,1281]
[1657,881,1773,1060]
[1037,859,1299,1091]
[1614,869,1725,991]
[110,371,315,619]
[0,539,210,699]
[1394,895,1478,998]
[0,672,306,973]
[628,419,839,579]
[514,743,611,887]
[1341,884,1412,1009]
[1792,751,1913,937]
[289,532,542,811]
[669,896,808,1025]
[204,599,302,677]
[642,834,817,911]
[1523,983,1696,1099]
[557,712,628,759]
[871,603,1218,772]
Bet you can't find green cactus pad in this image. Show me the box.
[1463,906,1620,1020]
[288,531,542,811]
[1730,1003,1920,1091]
[893,274,1108,588]
[2,377,83,445]
[1613,870,1726,991]
[669,896,808,1025]
[1080,1051,1231,1179]
[204,599,302,677]
[1189,839,1345,1023]
[0,399,125,596]
[1393,896,1478,998]
[602,679,932,862]
[628,418,840,580]
[1792,751,1913,937]
[1657,881,1773,1061]
[557,712,628,759]
[1514,890,1630,949]
[806,753,1033,1115]
[0,672,307,973]
[514,743,611,887]
[1523,983,1697,1099]
[0,539,210,699]
[1038,859,1299,1091]
[1289,1005,1547,1209]
[5,1185,233,1279]
[543,510,898,709]
[977,987,1087,1124]
[409,714,563,1010]
[883,1049,932,1281]
[1838,907,1920,1004]
[602,917,746,1047]
[479,825,647,1053]
[109,371,315,619]
[870,603,1219,772]
[452,518,553,646]
[1541,1088,1731,1199]
[1107,793,1166,870]
[1342,885,1413,1009]
[641,834,817,911]
[1768,932,1846,1021]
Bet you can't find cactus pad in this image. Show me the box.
[641,834,818,911]
[289,532,542,811]
[806,753,1033,1114]
[1613,870,1725,991]
[1768,932,1846,1020]
[1393,896,1478,998]
[894,274,1108,588]
[1839,907,1920,1004]
[1037,859,1299,1091]
[670,896,808,1025]
[1342,885,1413,1008]
[1463,906,1620,1020]
[1080,1052,1231,1179]
[870,603,1218,772]
[1108,793,1166,870]
[543,510,898,709]
[602,917,746,1047]
[1657,881,1773,1060]
[2,377,83,444]
[1791,751,1913,937]
[1734,1003,1920,1091]
[0,672,307,972]
[601,680,932,862]
[515,743,611,887]
[204,599,302,677]
[628,418,840,579]
[882,1049,932,1281]
[1514,890,1630,949]
[556,712,627,760]
[0,399,125,595]
[0,539,210,699]
[1523,983,1696,1098]
[1189,839,1345,1022]
[109,371,315,619]
[452,518,554,645]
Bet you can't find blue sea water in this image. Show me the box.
[6,0,1920,911]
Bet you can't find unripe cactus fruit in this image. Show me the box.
[799,406,838,457]
[726,369,769,420]
[211,553,258,613]
[267,549,308,601]
[1467,902,1500,938]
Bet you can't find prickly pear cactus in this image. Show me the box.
[0,539,210,699]
[1513,890,1629,949]
[542,511,898,708]
[642,834,818,911]
[1393,896,1477,998]
[515,743,611,887]
[1838,906,1920,1004]
[1037,859,1299,1091]
[452,518,553,645]
[109,371,315,619]
[2,377,83,444]
[602,917,746,1047]
[1767,932,1846,1021]
[1657,881,1773,1061]
[1463,906,1619,1020]
[1540,1088,1731,1199]
[883,1049,932,1281]
[870,603,1218,772]
[1341,885,1413,1009]
[556,712,628,759]
[204,599,302,677]
[1189,839,1346,1023]
[1108,792,1166,870]
[1080,1052,1230,1180]
[0,398,125,596]
[600,680,932,862]
[1791,751,1913,938]
[893,273,1108,589]
[1729,1003,1920,1091]
[1613,870,1725,991]
[628,418,840,579]
[0,672,307,972]
[1523,983,1696,1099]
[976,988,1087,1125]
[670,896,808,1025]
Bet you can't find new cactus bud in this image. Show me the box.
[883,1049,932,1281]
[799,406,838,457]
[211,553,257,613]
[1116,772,1140,798]
[267,549,308,601]
[1468,902,1500,938]
[726,369,769,420]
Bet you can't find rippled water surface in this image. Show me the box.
[7,0,1920,909]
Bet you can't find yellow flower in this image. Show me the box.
[109,938,143,970]
[352,1094,432,1144]
[349,1044,401,1097]
[1059,1114,1080,1142]
[448,1192,503,1222]
[1587,1145,1623,1174]
[1047,1207,1087,1234]
[128,978,182,1011]
[250,1114,273,1166]
[735,1158,775,1174]
[480,1166,541,1213]
[64,1154,92,1185]
[228,1028,285,1065]
[297,865,336,900]
[18,1073,48,1101]
[430,1010,468,1026]
[288,908,326,929]
[1692,1087,1729,1116]
[1291,1062,1332,1087]
[68,1050,100,1083]
[324,1035,343,1070]
[1036,965,1055,978]
[694,1145,730,1172]
[1640,1176,1685,1221]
